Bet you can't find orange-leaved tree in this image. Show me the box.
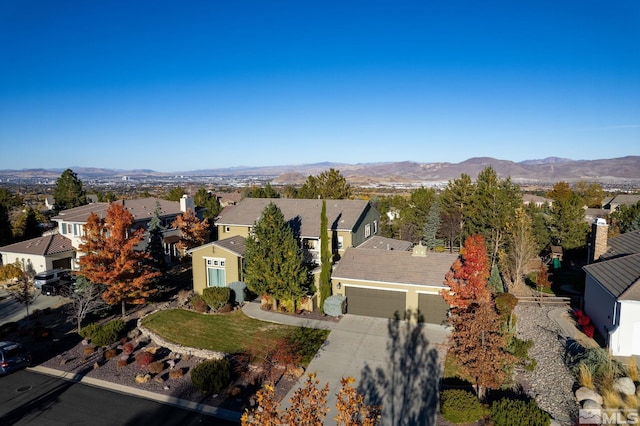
[172,208,209,255]
[440,233,491,310]
[78,202,160,319]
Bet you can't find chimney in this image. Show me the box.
[412,242,427,257]
[589,218,608,263]
[180,195,195,212]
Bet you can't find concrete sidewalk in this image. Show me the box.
[548,306,599,349]
[241,300,339,330]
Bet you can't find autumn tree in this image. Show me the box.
[319,200,332,312]
[77,203,160,318]
[501,207,538,290]
[6,260,36,325]
[244,203,308,310]
[54,168,87,211]
[172,208,209,254]
[298,168,352,200]
[0,260,23,282]
[574,181,604,208]
[440,234,491,310]
[440,173,475,251]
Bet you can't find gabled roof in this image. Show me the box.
[332,248,458,288]
[0,234,74,256]
[188,235,247,257]
[604,194,640,209]
[600,230,640,261]
[356,236,412,251]
[52,198,184,223]
[216,198,375,238]
[584,253,640,300]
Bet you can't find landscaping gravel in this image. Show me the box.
[514,303,578,425]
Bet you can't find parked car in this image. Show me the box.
[0,341,31,375]
[34,269,69,290]
[41,281,67,296]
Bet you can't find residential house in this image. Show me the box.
[189,235,246,293]
[602,194,640,212]
[331,244,458,324]
[215,198,381,265]
[51,196,200,268]
[583,219,640,356]
[355,235,412,251]
[522,194,553,208]
[0,234,75,274]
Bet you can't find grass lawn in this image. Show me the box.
[141,308,329,365]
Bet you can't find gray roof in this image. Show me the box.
[604,194,640,209]
[601,230,640,261]
[52,198,183,223]
[332,248,458,288]
[356,236,413,251]
[216,198,375,238]
[0,234,74,256]
[584,253,640,300]
[212,235,247,257]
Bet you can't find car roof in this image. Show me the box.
[0,341,21,350]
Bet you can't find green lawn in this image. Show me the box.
[141,309,328,365]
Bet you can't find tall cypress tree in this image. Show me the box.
[319,200,332,312]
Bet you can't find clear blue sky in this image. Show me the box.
[1,1,639,172]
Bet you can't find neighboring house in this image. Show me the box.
[356,236,412,251]
[583,220,640,356]
[51,196,200,268]
[215,198,381,265]
[331,244,458,324]
[189,235,246,293]
[44,195,55,211]
[0,234,75,274]
[215,191,242,208]
[522,194,553,208]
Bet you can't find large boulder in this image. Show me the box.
[575,386,603,405]
[582,399,602,410]
[613,377,636,396]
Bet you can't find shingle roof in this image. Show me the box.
[600,230,640,261]
[216,198,374,238]
[52,198,183,223]
[356,236,413,251]
[212,235,247,257]
[332,248,458,287]
[584,253,640,300]
[0,234,74,256]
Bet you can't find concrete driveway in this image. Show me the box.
[282,315,449,426]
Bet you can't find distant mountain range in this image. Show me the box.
[1,156,639,185]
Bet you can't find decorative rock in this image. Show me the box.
[81,339,90,346]
[575,386,603,405]
[582,399,602,410]
[60,358,68,366]
[164,386,170,391]
[153,376,165,384]
[144,346,160,354]
[614,377,636,396]
[93,362,100,370]
[135,374,151,384]
[167,359,175,369]
[127,328,141,339]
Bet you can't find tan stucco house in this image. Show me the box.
[189,235,246,294]
[331,245,458,324]
[0,234,75,274]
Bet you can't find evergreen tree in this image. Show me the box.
[401,187,436,244]
[54,169,87,211]
[244,183,280,199]
[164,186,185,202]
[319,200,332,312]
[298,169,352,200]
[487,264,504,294]
[244,203,308,309]
[610,200,640,234]
[422,199,443,249]
[146,202,166,270]
[547,182,589,250]
[194,188,222,221]
[441,174,475,250]
[0,204,13,245]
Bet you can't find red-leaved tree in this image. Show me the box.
[78,203,161,319]
[172,208,209,255]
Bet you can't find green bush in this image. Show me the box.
[190,294,208,313]
[490,398,551,426]
[190,358,232,394]
[440,389,485,424]
[201,288,231,312]
[494,293,518,316]
[80,319,125,347]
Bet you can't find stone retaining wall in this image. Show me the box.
[137,309,226,360]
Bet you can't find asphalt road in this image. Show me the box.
[0,369,239,426]
[0,288,67,325]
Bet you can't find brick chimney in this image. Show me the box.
[588,218,608,263]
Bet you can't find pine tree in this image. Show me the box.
[319,200,332,312]
[146,201,166,270]
[547,182,589,250]
[54,169,87,211]
[77,203,160,318]
[0,204,13,245]
[194,188,222,221]
[422,199,443,250]
[298,169,352,199]
[244,203,308,309]
[440,174,475,251]
[487,264,504,294]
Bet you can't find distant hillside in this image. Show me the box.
[1,156,638,185]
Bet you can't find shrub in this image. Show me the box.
[104,349,118,360]
[440,389,485,424]
[123,342,134,354]
[201,288,231,312]
[490,398,551,426]
[578,363,594,389]
[135,351,154,367]
[79,319,125,347]
[117,358,128,368]
[190,358,232,394]
[494,293,518,316]
[79,322,100,340]
[148,361,165,374]
[83,346,95,356]
[169,368,185,379]
[628,357,639,382]
[190,294,208,313]
[228,281,247,304]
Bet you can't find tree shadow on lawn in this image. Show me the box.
[357,311,442,426]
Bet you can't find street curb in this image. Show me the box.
[27,365,242,423]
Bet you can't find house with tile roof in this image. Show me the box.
[215,198,381,265]
[583,220,640,356]
[331,244,458,324]
[0,234,75,274]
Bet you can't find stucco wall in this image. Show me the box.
[610,301,640,356]
[584,275,618,341]
[190,244,242,294]
[1,252,73,274]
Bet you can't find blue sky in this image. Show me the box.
[1,1,638,172]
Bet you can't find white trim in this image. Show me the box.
[416,290,446,295]
[341,283,408,293]
[332,276,447,289]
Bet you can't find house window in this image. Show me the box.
[337,236,344,249]
[205,257,226,287]
[365,223,371,238]
[73,224,78,236]
[225,226,230,233]
[373,220,378,234]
